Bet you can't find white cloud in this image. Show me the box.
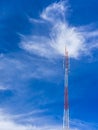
[0,109,31,130]
[20,36,55,58]
[20,1,98,59]
[50,23,86,58]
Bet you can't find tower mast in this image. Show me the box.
[63,47,70,130]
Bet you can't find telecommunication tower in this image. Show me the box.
[63,47,70,130]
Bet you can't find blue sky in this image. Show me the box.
[0,0,98,130]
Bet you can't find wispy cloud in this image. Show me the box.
[0,109,60,130]
[40,1,67,22]
[70,119,98,130]
[0,52,61,116]
[20,1,98,59]
[0,85,9,90]
[0,108,97,130]
[0,53,58,88]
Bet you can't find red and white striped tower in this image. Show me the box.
[63,47,70,130]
